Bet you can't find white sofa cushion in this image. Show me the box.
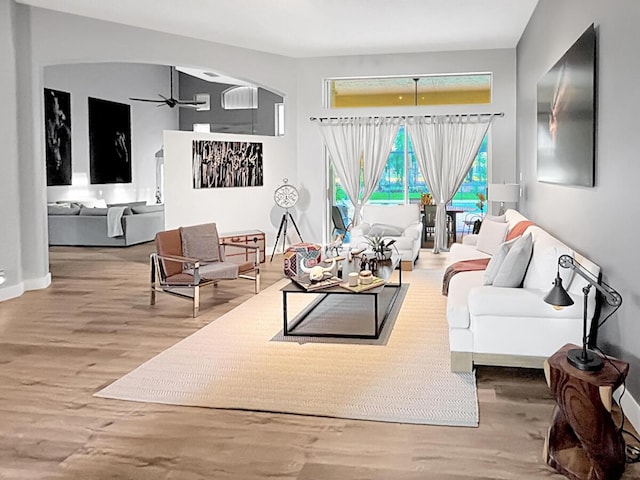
[369,223,404,236]
[447,270,484,329]
[522,226,574,291]
[360,204,420,229]
[493,233,533,288]
[484,214,506,223]
[483,237,518,285]
[449,243,491,264]
[468,285,583,319]
[504,209,529,229]
[476,219,509,255]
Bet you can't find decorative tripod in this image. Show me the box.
[270,209,303,261]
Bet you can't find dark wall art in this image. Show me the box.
[192,140,264,189]
[537,24,596,187]
[44,88,72,186]
[88,97,132,184]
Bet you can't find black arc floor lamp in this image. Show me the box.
[544,254,623,371]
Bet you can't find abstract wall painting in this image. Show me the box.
[537,24,596,187]
[44,88,72,186]
[88,97,132,184]
[192,140,263,189]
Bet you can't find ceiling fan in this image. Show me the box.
[129,67,206,109]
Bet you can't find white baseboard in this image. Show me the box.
[0,273,51,302]
[615,386,640,434]
[23,272,51,291]
[0,282,25,302]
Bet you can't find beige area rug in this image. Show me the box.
[95,268,478,426]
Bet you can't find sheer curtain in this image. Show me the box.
[317,118,364,224]
[317,117,399,226]
[408,114,495,253]
[360,118,401,218]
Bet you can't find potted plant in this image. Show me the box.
[364,234,396,261]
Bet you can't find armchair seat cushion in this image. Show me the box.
[164,273,197,286]
[196,261,239,280]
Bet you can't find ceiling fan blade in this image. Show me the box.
[129,97,165,103]
[175,99,207,106]
[130,68,207,109]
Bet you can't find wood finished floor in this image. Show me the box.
[1,243,639,479]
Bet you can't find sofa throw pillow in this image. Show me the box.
[108,200,147,208]
[476,220,509,255]
[492,233,533,288]
[369,223,404,237]
[483,237,518,285]
[47,205,81,216]
[79,207,109,216]
[80,199,108,209]
[180,223,220,262]
[132,204,164,214]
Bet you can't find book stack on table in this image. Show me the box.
[290,274,342,292]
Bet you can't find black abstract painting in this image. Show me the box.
[192,140,263,188]
[88,97,132,184]
[44,88,72,186]
[537,24,596,187]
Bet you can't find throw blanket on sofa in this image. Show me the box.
[106,206,127,237]
[442,258,490,296]
[506,220,535,242]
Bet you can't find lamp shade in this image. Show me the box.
[488,184,520,203]
[543,275,574,307]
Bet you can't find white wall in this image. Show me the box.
[44,63,177,205]
[296,48,518,243]
[517,0,640,421]
[164,130,294,251]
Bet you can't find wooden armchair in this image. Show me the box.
[150,223,260,317]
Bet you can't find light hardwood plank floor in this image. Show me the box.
[0,244,638,479]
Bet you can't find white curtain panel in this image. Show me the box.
[360,118,401,214]
[408,114,495,253]
[317,117,399,226]
[317,118,365,225]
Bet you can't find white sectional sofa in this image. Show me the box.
[445,209,601,372]
[348,204,422,270]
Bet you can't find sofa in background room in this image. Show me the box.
[47,201,165,247]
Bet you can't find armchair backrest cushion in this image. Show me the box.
[180,223,221,262]
[155,229,183,277]
[361,204,420,230]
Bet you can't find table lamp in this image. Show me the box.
[543,254,622,371]
[488,183,519,215]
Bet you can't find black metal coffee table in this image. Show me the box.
[281,254,402,339]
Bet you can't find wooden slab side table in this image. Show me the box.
[544,343,629,480]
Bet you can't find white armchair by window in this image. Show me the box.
[348,204,422,270]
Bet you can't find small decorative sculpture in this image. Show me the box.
[300,257,337,282]
[324,234,344,258]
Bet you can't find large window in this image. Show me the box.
[333,127,488,232]
[328,72,492,235]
